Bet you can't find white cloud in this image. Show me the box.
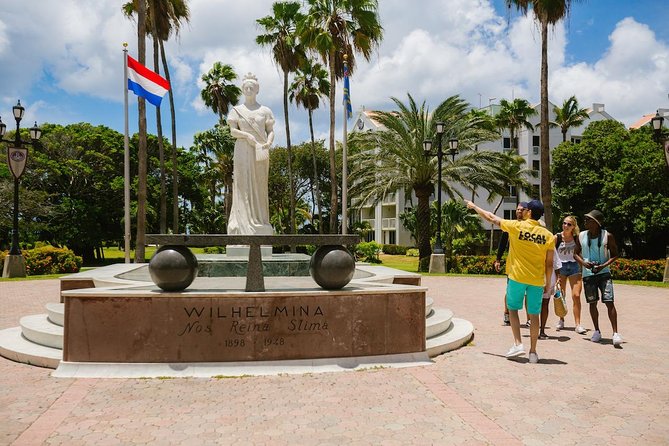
[552,18,669,124]
[0,0,666,149]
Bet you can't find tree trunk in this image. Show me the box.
[489,197,504,254]
[308,109,323,234]
[415,184,433,272]
[540,19,553,229]
[328,50,338,233]
[562,129,567,142]
[135,0,147,263]
[153,37,167,234]
[159,41,179,234]
[283,70,295,235]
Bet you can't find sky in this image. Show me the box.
[1,0,668,150]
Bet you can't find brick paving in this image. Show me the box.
[1,277,667,445]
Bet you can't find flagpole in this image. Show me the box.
[342,55,349,235]
[123,43,131,263]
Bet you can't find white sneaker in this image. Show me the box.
[591,330,602,342]
[576,325,587,334]
[556,319,564,330]
[612,333,623,346]
[529,352,539,364]
[505,343,525,358]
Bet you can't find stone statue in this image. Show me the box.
[226,73,275,235]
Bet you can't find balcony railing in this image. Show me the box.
[381,218,396,229]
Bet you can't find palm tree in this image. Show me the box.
[506,0,583,229]
[123,0,190,234]
[256,1,305,234]
[289,58,330,233]
[299,0,383,233]
[435,200,484,271]
[134,0,148,263]
[551,95,589,142]
[495,98,536,153]
[348,94,506,271]
[200,62,241,125]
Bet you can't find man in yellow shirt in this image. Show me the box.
[466,199,555,364]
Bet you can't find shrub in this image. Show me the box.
[382,244,410,255]
[610,258,664,281]
[22,246,82,276]
[203,246,226,254]
[355,241,382,263]
[451,255,499,275]
[406,248,419,257]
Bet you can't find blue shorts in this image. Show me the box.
[559,261,580,277]
[507,279,543,315]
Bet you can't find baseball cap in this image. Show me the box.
[527,199,544,217]
[584,209,604,227]
[519,201,529,209]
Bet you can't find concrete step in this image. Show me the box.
[425,297,434,316]
[426,317,474,358]
[0,327,61,369]
[46,303,64,327]
[20,314,63,349]
[425,307,453,339]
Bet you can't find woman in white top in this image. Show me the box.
[555,215,585,334]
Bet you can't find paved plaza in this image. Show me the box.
[1,276,667,445]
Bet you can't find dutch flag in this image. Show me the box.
[127,55,170,107]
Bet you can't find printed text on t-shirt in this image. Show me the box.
[518,231,547,244]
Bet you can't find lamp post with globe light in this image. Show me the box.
[423,122,458,272]
[0,100,42,277]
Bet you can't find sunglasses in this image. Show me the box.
[562,222,573,226]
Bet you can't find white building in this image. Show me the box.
[350,101,617,246]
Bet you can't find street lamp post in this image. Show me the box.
[0,100,42,278]
[650,110,669,283]
[650,111,669,170]
[423,122,458,272]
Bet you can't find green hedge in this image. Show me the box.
[0,246,82,276]
[382,244,411,255]
[451,255,665,281]
[609,258,664,281]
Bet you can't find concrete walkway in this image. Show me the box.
[1,277,667,445]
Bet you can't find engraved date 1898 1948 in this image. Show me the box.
[264,337,285,347]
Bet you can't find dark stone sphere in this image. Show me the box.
[149,245,198,291]
[309,245,355,289]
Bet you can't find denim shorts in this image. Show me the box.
[559,261,580,277]
[506,279,543,315]
[583,273,614,303]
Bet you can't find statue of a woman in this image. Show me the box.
[226,73,275,235]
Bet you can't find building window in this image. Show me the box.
[503,137,511,149]
[508,185,517,197]
[503,210,513,220]
[533,135,540,147]
[532,160,540,171]
[571,136,581,144]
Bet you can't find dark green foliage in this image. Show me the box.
[552,120,669,258]
[355,241,382,263]
[382,244,410,255]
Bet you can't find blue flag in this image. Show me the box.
[343,62,352,120]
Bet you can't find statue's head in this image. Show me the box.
[242,72,259,95]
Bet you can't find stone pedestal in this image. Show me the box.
[61,284,426,363]
[2,254,26,278]
[428,254,445,274]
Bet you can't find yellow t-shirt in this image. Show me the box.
[500,219,555,287]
